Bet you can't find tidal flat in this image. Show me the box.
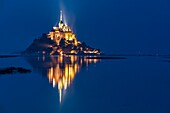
[0,55,170,113]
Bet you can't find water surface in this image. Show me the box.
[0,56,170,113]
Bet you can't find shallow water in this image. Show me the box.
[0,56,170,113]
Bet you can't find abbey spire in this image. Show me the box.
[60,10,63,22]
[24,9,101,56]
[59,10,64,28]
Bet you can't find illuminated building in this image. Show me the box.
[24,10,101,55]
[47,10,78,47]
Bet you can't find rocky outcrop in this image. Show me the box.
[23,34,101,55]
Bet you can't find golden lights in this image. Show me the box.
[47,10,78,50]
[46,56,100,103]
[45,10,101,55]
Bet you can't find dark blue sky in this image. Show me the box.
[0,0,170,54]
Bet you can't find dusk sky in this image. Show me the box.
[0,0,170,54]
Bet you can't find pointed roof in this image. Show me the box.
[60,10,63,22]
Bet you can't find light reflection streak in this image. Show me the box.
[47,56,99,103]
[26,56,100,103]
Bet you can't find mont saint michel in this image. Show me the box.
[24,11,101,56]
[1,0,170,113]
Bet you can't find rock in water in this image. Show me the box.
[23,10,101,56]
[0,67,31,74]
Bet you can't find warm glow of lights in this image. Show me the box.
[46,56,100,103]
[47,11,79,50]
[60,51,63,55]
[46,10,101,55]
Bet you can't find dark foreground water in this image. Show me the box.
[0,56,170,113]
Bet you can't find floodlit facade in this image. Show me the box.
[24,10,101,55]
[47,11,78,46]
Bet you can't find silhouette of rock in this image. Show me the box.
[23,10,101,56]
[0,55,18,58]
[0,67,31,74]
[86,56,126,59]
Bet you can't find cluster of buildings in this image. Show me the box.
[24,10,101,55]
[48,11,78,46]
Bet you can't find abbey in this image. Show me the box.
[48,11,78,46]
[24,10,101,55]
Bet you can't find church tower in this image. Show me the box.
[59,10,64,28]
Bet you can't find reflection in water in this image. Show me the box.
[25,55,99,103]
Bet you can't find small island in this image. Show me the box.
[0,67,31,74]
[23,11,101,56]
